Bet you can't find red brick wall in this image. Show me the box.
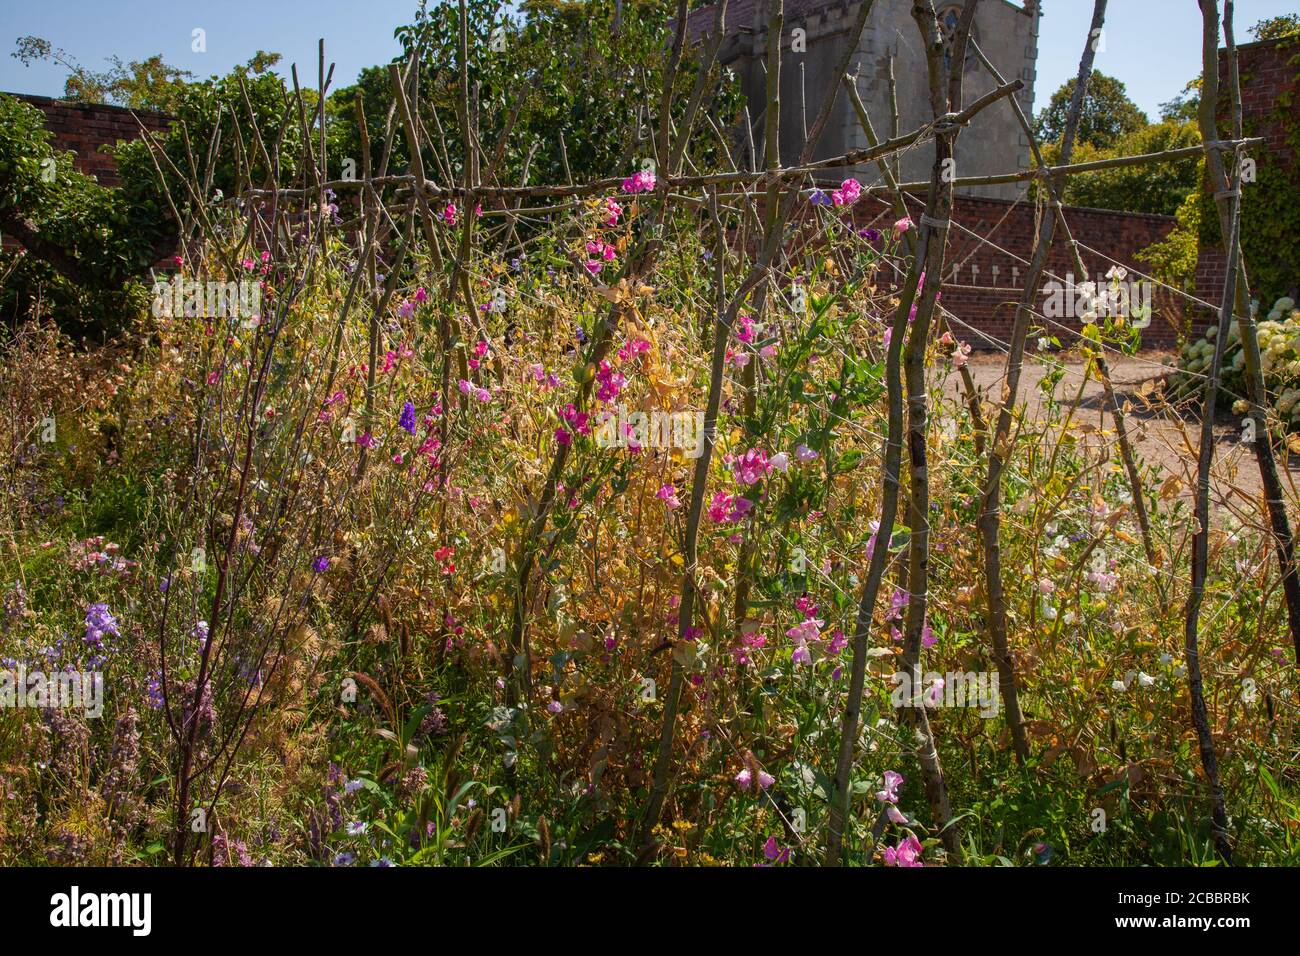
[849,194,1220,350]
[1222,36,1298,167]
[6,93,171,187]
[6,90,1238,349]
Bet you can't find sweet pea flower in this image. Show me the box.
[656,484,681,509]
[876,770,904,804]
[884,834,924,867]
[731,448,771,486]
[831,178,862,206]
[621,170,656,193]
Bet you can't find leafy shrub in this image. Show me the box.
[1169,293,1300,428]
[0,94,168,337]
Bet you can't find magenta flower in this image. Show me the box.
[657,484,681,509]
[621,169,656,193]
[595,361,625,402]
[735,767,775,791]
[731,447,771,486]
[762,836,790,865]
[883,834,924,867]
[876,770,904,804]
[831,177,862,207]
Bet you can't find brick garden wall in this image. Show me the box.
[849,193,1223,350]
[7,90,1241,350]
[5,93,171,187]
[1223,36,1298,167]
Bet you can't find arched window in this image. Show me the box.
[939,5,980,75]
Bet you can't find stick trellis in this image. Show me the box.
[133,0,1289,866]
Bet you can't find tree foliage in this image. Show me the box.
[326,0,739,189]
[0,94,171,335]
[1250,14,1300,41]
[1045,120,1202,217]
[1034,70,1148,151]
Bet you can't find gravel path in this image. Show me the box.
[939,351,1300,512]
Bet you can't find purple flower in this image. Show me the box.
[312,555,331,574]
[398,401,417,435]
[145,673,164,709]
[83,602,119,647]
[763,835,790,864]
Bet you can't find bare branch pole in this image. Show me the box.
[729,0,781,679]
[976,0,1107,766]
[640,0,880,857]
[1197,0,1300,661]
[825,0,972,865]
[244,136,1254,205]
[967,38,1156,567]
[895,0,977,864]
[1186,62,1242,866]
[840,72,989,454]
[507,1,706,716]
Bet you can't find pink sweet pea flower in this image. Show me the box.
[876,770,904,804]
[884,834,924,867]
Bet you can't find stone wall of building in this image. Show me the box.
[688,0,1037,200]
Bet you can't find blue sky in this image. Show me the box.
[1,1,1297,119]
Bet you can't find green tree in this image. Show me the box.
[1044,119,1202,216]
[2,67,299,336]
[326,0,739,189]
[1249,14,1300,40]
[1159,78,1201,124]
[1034,70,1148,151]
[0,94,174,334]
[12,37,193,112]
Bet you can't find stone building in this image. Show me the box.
[685,0,1040,199]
